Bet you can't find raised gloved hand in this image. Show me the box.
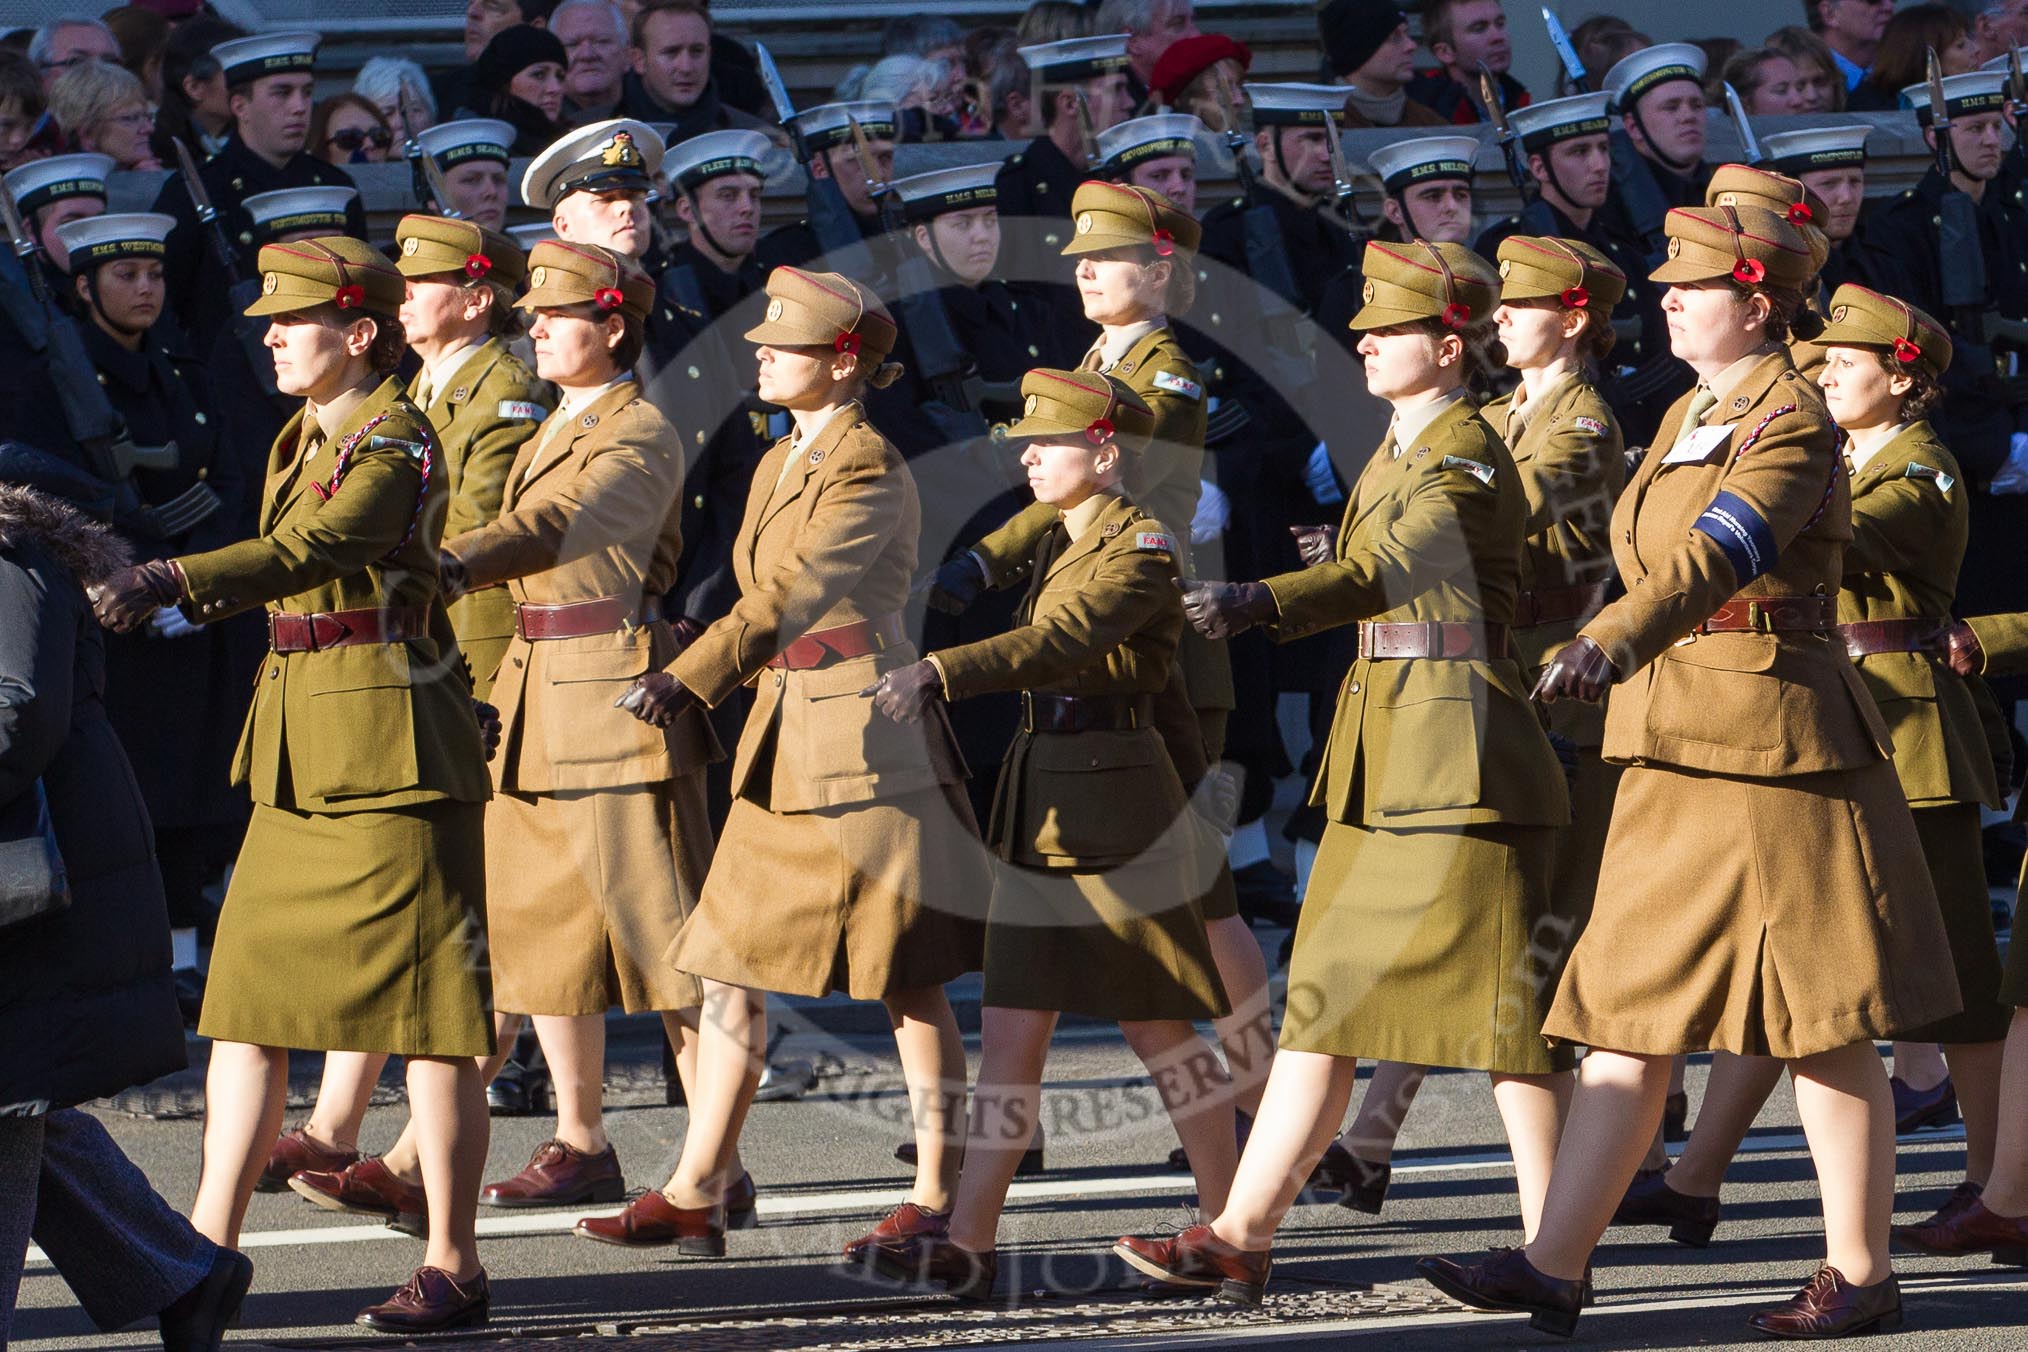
[89,559,184,632]
[1304,442,1345,506]
[1191,765,1240,836]
[615,671,695,727]
[1989,432,2028,496]
[1177,578,1276,641]
[1191,479,1231,544]
[472,699,502,761]
[149,604,199,639]
[1944,620,1984,678]
[862,659,944,724]
[1531,635,1617,704]
[920,553,985,614]
[438,549,470,605]
[1289,523,1337,568]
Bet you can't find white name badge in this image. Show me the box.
[1661,424,1733,466]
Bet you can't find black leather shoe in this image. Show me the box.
[1745,1266,1901,1338]
[158,1247,253,1352]
[1309,1140,1390,1213]
[895,1133,1044,1175]
[1891,1076,1959,1134]
[486,1059,550,1117]
[1416,1247,1585,1337]
[1662,1090,1691,1142]
[1613,1167,1721,1247]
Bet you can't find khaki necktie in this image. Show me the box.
[1669,387,1720,454]
[1079,343,1105,373]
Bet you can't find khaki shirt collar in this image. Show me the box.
[1097,317,1164,369]
[1846,421,1915,478]
[424,339,486,399]
[1390,388,1467,452]
[1060,486,1121,544]
[1507,368,1577,440]
[1702,348,1773,418]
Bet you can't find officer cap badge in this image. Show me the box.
[765,297,783,321]
[1832,305,1848,321]
[602,131,640,167]
[1362,279,1375,303]
[262,272,277,293]
[1076,212,1093,233]
[1498,259,1511,277]
[402,237,418,255]
[530,266,546,287]
[1024,393,1038,415]
[1667,238,1681,257]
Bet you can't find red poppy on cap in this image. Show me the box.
[1892,336,1922,364]
[334,284,365,310]
[1440,302,1470,330]
[1786,203,1813,225]
[1732,258,1765,285]
[594,286,623,311]
[1085,418,1115,446]
[464,253,493,279]
[834,332,862,356]
[1560,285,1590,309]
[1152,228,1175,257]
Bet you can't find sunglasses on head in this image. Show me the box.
[327,127,393,151]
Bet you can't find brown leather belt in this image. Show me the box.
[1021,692,1153,734]
[1514,581,1611,629]
[515,595,663,641]
[1838,616,1949,658]
[1358,621,1508,661]
[1694,595,1838,635]
[765,612,907,670]
[268,605,430,654]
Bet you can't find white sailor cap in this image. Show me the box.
[1602,42,1707,113]
[1098,113,1203,173]
[54,212,174,270]
[508,222,559,250]
[1760,126,1870,176]
[1979,46,2027,75]
[785,101,897,155]
[1243,82,1352,127]
[1902,70,2008,124]
[3,153,113,216]
[245,186,357,243]
[1508,92,1613,152]
[891,163,1000,220]
[416,118,515,170]
[520,118,664,210]
[1016,34,1131,82]
[212,31,319,87]
[1366,135,1480,192]
[664,129,774,190]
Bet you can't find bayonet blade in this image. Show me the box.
[2007,46,2025,113]
[170,136,218,225]
[754,42,797,126]
[844,113,890,201]
[1478,61,1510,134]
[1541,7,1589,92]
[1073,90,1101,169]
[1927,46,1951,131]
[0,175,33,260]
[1723,83,1761,162]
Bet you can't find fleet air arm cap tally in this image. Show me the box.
[1495,235,1627,312]
[415,118,515,169]
[517,240,653,323]
[1349,239,1498,331]
[2,153,113,216]
[1507,92,1612,152]
[1243,82,1353,126]
[520,119,664,210]
[891,163,1000,221]
[744,266,899,366]
[1901,70,2009,125]
[664,128,773,190]
[1816,283,1953,381]
[245,235,404,318]
[1649,204,1814,290]
[1098,113,1204,173]
[1064,179,1201,256]
[395,214,528,287]
[1016,34,1131,82]
[1366,135,1480,193]
[1004,368,1156,449]
[784,101,897,155]
[1706,163,1829,273]
[212,31,319,86]
[54,212,174,271]
[245,186,356,245]
[1760,126,1870,176]
[1602,42,1707,113]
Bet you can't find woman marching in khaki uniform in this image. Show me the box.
[90,236,497,1331]
[1615,286,2013,1251]
[861,368,1236,1295]
[585,267,988,1257]
[1113,239,1574,1304]
[1418,207,1959,1339]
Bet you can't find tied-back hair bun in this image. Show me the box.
[867,360,906,389]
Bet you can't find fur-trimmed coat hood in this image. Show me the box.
[0,484,130,586]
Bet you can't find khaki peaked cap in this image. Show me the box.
[516,241,653,324]
[245,235,403,317]
[1495,235,1627,312]
[743,266,897,364]
[395,214,529,288]
[1348,238,1499,331]
[1004,368,1155,449]
[1818,283,1953,380]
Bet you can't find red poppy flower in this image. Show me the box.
[1084,418,1115,445]
[1892,336,1922,364]
[334,284,365,310]
[834,332,862,356]
[1787,203,1813,224]
[1560,285,1590,309]
[464,252,493,279]
[1440,302,1470,330]
[593,286,623,311]
[1731,258,1765,285]
[1152,228,1175,257]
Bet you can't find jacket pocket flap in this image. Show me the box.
[547,643,652,684]
[1025,730,1160,773]
[301,645,415,694]
[1667,631,1780,673]
[791,652,885,699]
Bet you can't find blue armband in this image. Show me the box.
[1692,490,1778,585]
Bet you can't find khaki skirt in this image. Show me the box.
[1895,803,2010,1043]
[485,774,712,1017]
[1550,749,1622,943]
[200,800,492,1057]
[669,782,987,1000]
[1281,820,1573,1075]
[1545,760,1959,1058]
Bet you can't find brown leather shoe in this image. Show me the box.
[1416,1247,1585,1337]
[257,1127,357,1194]
[1612,1167,1721,1247]
[842,1201,949,1261]
[574,1190,725,1255]
[1308,1141,1390,1214]
[1893,1197,2028,1265]
[480,1139,623,1209]
[1114,1223,1271,1306]
[866,1234,997,1299]
[289,1157,425,1229]
[355,1266,489,1333]
[1744,1266,1901,1338]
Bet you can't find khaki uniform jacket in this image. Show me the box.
[177,377,490,813]
[1483,369,1625,747]
[936,494,1186,867]
[444,378,717,795]
[409,338,551,696]
[671,402,964,811]
[1581,349,1893,776]
[1839,423,1999,808]
[1263,398,1569,829]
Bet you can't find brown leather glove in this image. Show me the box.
[1289,523,1337,568]
[90,559,184,632]
[1531,635,1617,704]
[862,659,944,724]
[920,554,986,615]
[670,615,707,649]
[1177,578,1276,641]
[438,549,470,605]
[615,671,695,727]
[472,699,502,761]
[1944,620,1983,678]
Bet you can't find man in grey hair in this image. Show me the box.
[1097,0,1199,110]
[27,18,120,92]
[552,0,629,124]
